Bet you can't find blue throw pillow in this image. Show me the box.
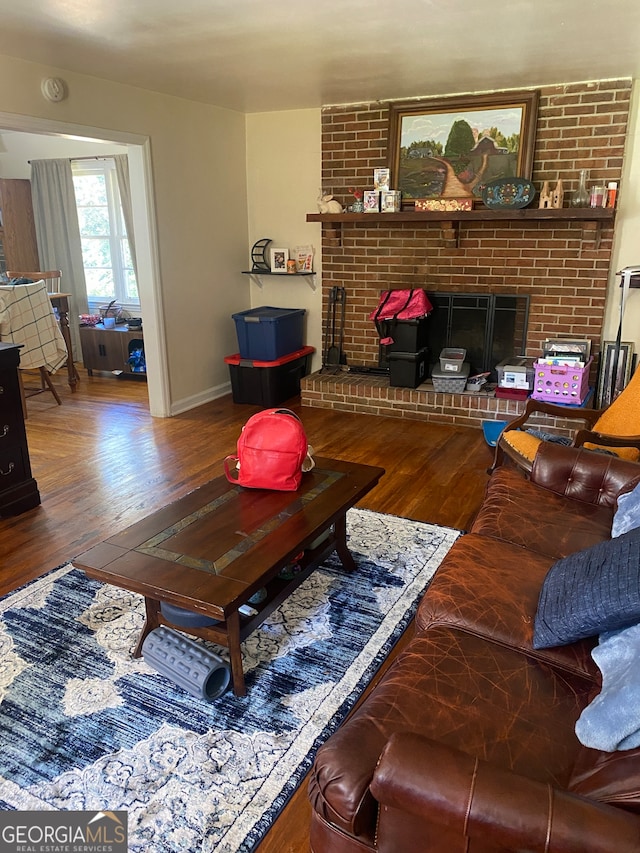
[533,527,640,649]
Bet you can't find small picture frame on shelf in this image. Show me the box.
[381,190,402,213]
[363,190,381,212]
[373,168,390,191]
[270,248,289,273]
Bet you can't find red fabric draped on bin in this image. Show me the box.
[370,289,432,346]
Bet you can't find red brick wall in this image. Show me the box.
[318,80,632,367]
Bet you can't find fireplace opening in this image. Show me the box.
[417,292,530,380]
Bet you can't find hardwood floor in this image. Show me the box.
[0,369,494,851]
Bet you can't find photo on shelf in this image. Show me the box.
[270,248,289,273]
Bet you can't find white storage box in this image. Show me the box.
[439,348,467,373]
[496,357,535,390]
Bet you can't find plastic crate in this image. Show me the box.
[232,306,306,361]
[531,357,592,404]
[388,347,428,388]
[431,362,470,392]
[439,347,467,373]
[496,357,535,390]
[380,316,430,353]
[224,346,314,406]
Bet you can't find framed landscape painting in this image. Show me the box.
[388,90,539,203]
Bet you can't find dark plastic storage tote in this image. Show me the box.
[225,346,314,406]
[388,347,428,388]
[232,306,306,361]
[380,316,429,352]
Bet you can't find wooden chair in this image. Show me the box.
[7,270,62,294]
[491,364,640,474]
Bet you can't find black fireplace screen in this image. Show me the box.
[423,292,530,379]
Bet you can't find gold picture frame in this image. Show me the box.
[387,90,539,204]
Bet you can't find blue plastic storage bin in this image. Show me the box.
[232,306,306,361]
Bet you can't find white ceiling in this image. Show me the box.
[2,0,640,113]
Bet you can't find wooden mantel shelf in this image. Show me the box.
[306,207,615,248]
[306,208,615,224]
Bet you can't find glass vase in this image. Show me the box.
[571,169,589,207]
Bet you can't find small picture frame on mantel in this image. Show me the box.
[270,248,289,273]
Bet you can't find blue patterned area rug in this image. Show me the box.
[0,509,459,852]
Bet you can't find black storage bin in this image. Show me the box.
[381,316,429,352]
[388,347,428,388]
[225,345,314,405]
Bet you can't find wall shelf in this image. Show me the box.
[306,207,616,249]
[241,270,316,290]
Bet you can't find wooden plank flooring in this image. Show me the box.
[0,370,494,851]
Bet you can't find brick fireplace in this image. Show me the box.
[301,79,632,432]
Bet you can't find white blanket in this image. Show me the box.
[0,281,67,371]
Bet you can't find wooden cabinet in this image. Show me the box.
[0,179,40,275]
[79,324,145,377]
[0,343,40,516]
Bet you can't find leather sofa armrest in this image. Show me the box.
[371,733,640,853]
[530,442,640,508]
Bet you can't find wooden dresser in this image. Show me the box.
[0,343,40,516]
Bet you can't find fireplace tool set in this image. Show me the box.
[322,285,347,373]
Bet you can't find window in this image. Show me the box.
[72,159,138,307]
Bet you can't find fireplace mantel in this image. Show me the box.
[307,206,615,249]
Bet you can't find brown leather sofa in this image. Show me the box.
[309,442,640,852]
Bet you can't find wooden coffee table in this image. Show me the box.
[72,457,384,696]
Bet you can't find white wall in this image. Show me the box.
[245,110,323,371]
[608,80,640,356]
[0,52,250,415]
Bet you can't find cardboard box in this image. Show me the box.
[414,198,473,212]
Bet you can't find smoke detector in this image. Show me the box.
[41,78,68,103]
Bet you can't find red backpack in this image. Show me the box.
[224,408,312,491]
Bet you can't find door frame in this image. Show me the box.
[0,111,170,417]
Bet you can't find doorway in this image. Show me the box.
[0,112,169,417]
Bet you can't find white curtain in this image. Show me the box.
[30,158,87,361]
[114,154,138,276]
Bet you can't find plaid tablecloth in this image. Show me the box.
[0,281,68,372]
